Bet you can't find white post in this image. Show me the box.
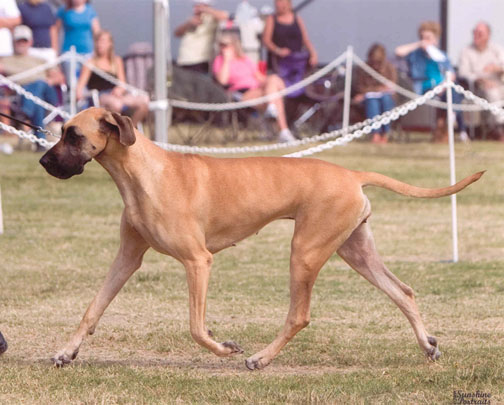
[153,0,169,144]
[69,46,77,116]
[0,185,4,235]
[446,74,459,263]
[342,46,353,130]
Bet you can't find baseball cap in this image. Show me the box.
[13,25,33,42]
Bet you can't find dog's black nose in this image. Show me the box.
[39,152,51,169]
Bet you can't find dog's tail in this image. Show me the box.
[356,170,485,198]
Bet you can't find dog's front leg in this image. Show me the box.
[52,214,149,367]
[183,252,244,357]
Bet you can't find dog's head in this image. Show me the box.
[40,107,136,179]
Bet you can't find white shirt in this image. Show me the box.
[177,14,217,66]
[0,0,20,57]
[458,42,504,83]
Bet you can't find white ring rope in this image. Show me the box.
[452,83,504,119]
[4,80,504,157]
[6,52,71,83]
[154,89,425,154]
[353,54,504,112]
[0,74,71,120]
[284,81,450,158]
[166,51,348,111]
[0,121,55,149]
[74,51,348,112]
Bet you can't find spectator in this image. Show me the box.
[395,21,468,142]
[262,0,317,97]
[459,22,504,140]
[0,25,65,150]
[76,30,149,127]
[19,0,58,62]
[213,32,295,142]
[0,0,21,58]
[175,0,229,74]
[234,1,264,64]
[354,43,397,144]
[56,0,100,80]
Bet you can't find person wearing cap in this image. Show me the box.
[0,25,65,149]
[175,0,229,74]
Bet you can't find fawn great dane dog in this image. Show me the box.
[40,107,483,369]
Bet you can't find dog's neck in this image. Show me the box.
[95,132,170,210]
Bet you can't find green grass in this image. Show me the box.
[0,139,503,404]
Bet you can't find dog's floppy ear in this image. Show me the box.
[103,111,136,146]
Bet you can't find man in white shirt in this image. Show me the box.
[459,22,504,138]
[175,0,229,74]
[0,0,21,57]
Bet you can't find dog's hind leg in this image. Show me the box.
[245,207,361,370]
[336,221,441,361]
[52,213,149,367]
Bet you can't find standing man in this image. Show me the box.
[174,0,229,74]
[459,22,504,140]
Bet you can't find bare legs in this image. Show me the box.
[243,74,289,130]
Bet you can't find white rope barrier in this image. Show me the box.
[6,52,71,83]
[166,51,347,111]
[284,82,450,158]
[0,74,71,120]
[3,58,503,159]
[452,83,504,119]
[0,121,55,149]
[353,54,504,112]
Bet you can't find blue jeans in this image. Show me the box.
[21,80,59,139]
[364,93,395,133]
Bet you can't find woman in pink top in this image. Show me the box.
[213,32,295,142]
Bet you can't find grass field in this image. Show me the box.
[0,139,503,404]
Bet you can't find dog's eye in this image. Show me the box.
[64,127,84,147]
[65,133,80,146]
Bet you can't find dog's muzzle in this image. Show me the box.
[40,149,88,179]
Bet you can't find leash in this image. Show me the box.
[0,111,56,138]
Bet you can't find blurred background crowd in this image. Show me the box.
[1,0,504,154]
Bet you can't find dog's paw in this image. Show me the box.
[221,341,244,355]
[245,355,270,370]
[51,349,78,368]
[426,336,441,361]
